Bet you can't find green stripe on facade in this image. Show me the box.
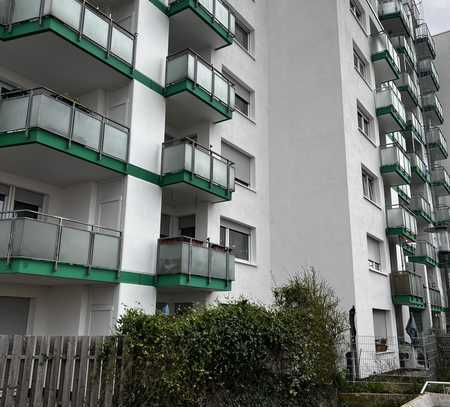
[156,274,232,291]
[376,105,407,130]
[0,18,164,96]
[371,50,400,79]
[0,259,156,286]
[386,227,416,242]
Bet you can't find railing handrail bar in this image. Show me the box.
[158,235,231,251]
[0,210,121,235]
[0,87,129,131]
[420,381,450,394]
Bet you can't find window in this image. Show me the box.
[220,219,252,262]
[367,235,382,272]
[357,108,371,138]
[235,19,250,51]
[362,169,377,202]
[373,309,389,352]
[222,141,252,187]
[354,49,367,79]
[178,215,196,238]
[350,0,364,23]
[222,70,253,118]
[13,188,44,219]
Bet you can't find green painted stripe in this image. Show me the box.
[0,129,161,186]
[386,227,416,242]
[392,294,426,310]
[0,18,164,96]
[156,274,232,291]
[0,258,156,286]
[376,105,407,131]
[380,164,411,185]
[371,50,400,79]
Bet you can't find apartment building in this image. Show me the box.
[0,0,447,359]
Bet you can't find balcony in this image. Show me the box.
[405,112,425,144]
[410,195,434,224]
[0,88,136,185]
[161,138,235,203]
[0,210,128,284]
[168,0,235,52]
[436,231,450,253]
[378,0,414,37]
[422,93,444,126]
[409,240,438,267]
[386,205,417,241]
[431,167,450,196]
[0,0,138,93]
[371,32,401,84]
[426,127,448,161]
[156,237,235,291]
[415,23,436,60]
[402,241,416,256]
[391,35,417,69]
[408,153,430,184]
[396,184,411,204]
[390,271,425,309]
[375,83,407,133]
[429,288,444,312]
[435,206,450,228]
[418,59,440,93]
[380,143,411,186]
[165,50,235,128]
[396,73,420,108]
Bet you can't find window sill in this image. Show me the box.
[369,267,387,277]
[235,259,257,268]
[359,129,377,147]
[234,41,256,61]
[236,182,256,193]
[235,108,256,125]
[363,196,382,210]
[375,350,395,355]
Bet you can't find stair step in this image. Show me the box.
[338,392,417,407]
[342,381,423,395]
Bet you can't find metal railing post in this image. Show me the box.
[193,54,198,87]
[38,0,46,26]
[99,118,105,160]
[211,71,215,103]
[78,0,86,41]
[226,162,230,193]
[116,233,123,280]
[131,33,138,72]
[207,238,211,285]
[68,102,76,149]
[212,0,216,23]
[225,249,229,287]
[6,217,16,266]
[190,140,196,182]
[54,217,63,272]
[87,227,95,275]
[188,238,192,283]
[7,0,14,32]
[25,90,34,137]
[209,149,213,188]
[106,15,113,59]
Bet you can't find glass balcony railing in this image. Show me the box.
[422,93,444,125]
[386,205,417,241]
[0,210,121,271]
[429,288,442,310]
[431,166,450,195]
[410,195,433,223]
[410,240,438,267]
[418,59,440,93]
[371,32,401,82]
[396,184,411,203]
[435,206,450,226]
[390,270,425,305]
[0,88,129,162]
[408,153,429,183]
[415,23,436,60]
[406,111,425,143]
[157,236,235,288]
[396,73,420,107]
[0,0,136,66]
[380,143,411,185]
[165,50,235,122]
[376,82,407,131]
[426,127,448,160]
[436,231,450,253]
[378,0,414,37]
[391,35,417,68]
[161,137,235,200]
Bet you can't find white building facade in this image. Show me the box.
[0,0,447,356]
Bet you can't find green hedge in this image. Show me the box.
[113,271,346,406]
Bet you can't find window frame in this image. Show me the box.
[222,68,254,120]
[362,168,378,203]
[220,219,254,263]
[221,140,253,189]
[350,0,364,23]
[354,48,367,80]
[367,235,382,273]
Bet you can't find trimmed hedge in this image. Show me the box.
[113,270,346,406]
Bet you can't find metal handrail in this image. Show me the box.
[420,381,450,394]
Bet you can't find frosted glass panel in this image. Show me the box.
[159,242,183,275]
[13,219,57,260]
[11,0,40,23]
[215,1,229,28]
[381,147,396,166]
[387,209,402,228]
[31,95,71,138]
[59,227,90,265]
[212,157,228,188]
[191,245,208,277]
[83,8,109,48]
[167,54,189,84]
[51,0,81,29]
[194,149,211,180]
[103,123,127,160]
[111,28,133,63]
[0,220,12,258]
[196,61,212,92]
[198,0,213,14]
[92,234,120,269]
[0,97,28,132]
[214,74,229,105]
[162,143,186,174]
[73,110,101,150]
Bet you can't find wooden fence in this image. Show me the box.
[0,335,125,407]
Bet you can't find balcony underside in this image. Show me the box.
[386,227,416,242]
[156,274,232,292]
[409,255,438,268]
[423,107,444,127]
[168,1,233,52]
[381,165,411,186]
[0,258,155,286]
[0,130,159,186]
[0,18,161,95]
[392,294,426,310]
[419,75,439,94]
[161,171,232,203]
[372,52,400,83]
[165,80,233,129]
[376,107,406,133]
[380,14,411,36]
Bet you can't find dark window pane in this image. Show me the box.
[235,94,249,116]
[14,201,39,219]
[220,226,226,247]
[235,22,249,50]
[229,229,249,261]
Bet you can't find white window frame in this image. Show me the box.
[354,48,367,80]
[362,168,378,203]
[221,140,254,189]
[357,107,371,139]
[350,0,364,24]
[231,8,255,56]
[222,68,255,120]
[367,234,383,273]
[220,218,254,264]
